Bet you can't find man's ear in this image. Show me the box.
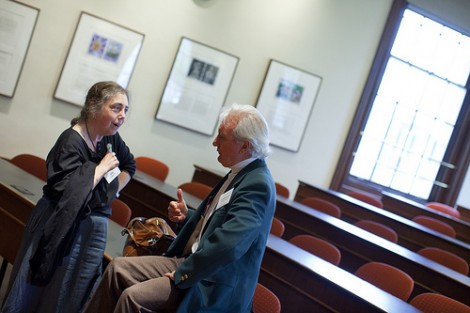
[241,141,251,153]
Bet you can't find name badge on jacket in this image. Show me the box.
[216,188,233,210]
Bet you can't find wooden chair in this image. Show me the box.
[289,234,341,265]
[135,156,169,182]
[410,292,470,313]
[354,220,398,243]
[252,282,281,313]
[418,247,469,275]
[0,206,26,288]
[9,153,47,181]
[178,182,212,200]
[412,215,457,238]
[274,182,289,198]
[347,191,383,208]
[110,199,132,227]
[300,197,341,218]
[354,262,414,301]
[270,217,285,237]
[426,202,461,219]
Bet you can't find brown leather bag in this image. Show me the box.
[121,217,176,257]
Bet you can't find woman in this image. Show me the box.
[2,81,136,313]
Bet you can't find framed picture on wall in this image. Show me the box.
[156,37,239,136]
[0,0,39,97]
[256,59,322,152]
[54,12,144,106]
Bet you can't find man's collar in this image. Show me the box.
[230,157,257,174]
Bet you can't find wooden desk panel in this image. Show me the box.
[260,235,420,313]
[0,159,44,223]
[0,158,126,273]
[192,164,225,188]
[295,181,470,264]
[191,162,470,243]
[275,196,470,305]
[382,191,470,243]
[0,206,26,266]
[457,205,470,223]
[0,162,449,311]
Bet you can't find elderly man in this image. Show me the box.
[84,103,276,313]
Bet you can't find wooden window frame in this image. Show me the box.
[330,0,470,206]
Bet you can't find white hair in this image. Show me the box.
[219,103,271,158]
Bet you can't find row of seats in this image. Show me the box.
[347,191,459,238]
[7,153,468,276]
[355,262,470,313]
[269,224,469,311]
[8,154,402,228]
[269,223,469,311]
[297,193,465,270]
[298,193,459,243]
[4,153,462,219]
[348,189,462,220]
[270,200,469,275]
[134,155,291,198]
[6,154,468,312]
[84,157,469,312]
[239,181,466,311]
[3,154,281,313]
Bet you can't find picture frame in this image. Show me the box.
[54,12,144,106]
[0,0,39,97]
[256,60,322,152]
[156,37,239,136]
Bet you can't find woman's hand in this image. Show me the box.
[99,151,119,173]
[94,151,119,187]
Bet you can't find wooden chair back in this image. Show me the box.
[412,215,457,238]
[270,217,285,237]
[178,182,212,200]
[252,282,281,313]
[110,199,132,227]
[418,247,469,275]
[300,197,341,218]
[135,156,169,182]
[410,292,470,313]
[274,182,289,198]
[354,262,414,301]
[9,153,47,181]
[347,191,383,208]
[289,234,341,265]
[355,220,398,243]
[426,202,461,219]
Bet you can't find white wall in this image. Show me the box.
[1,0,468,207]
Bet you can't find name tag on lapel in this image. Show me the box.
[216,188,233,210]
[104,167,121,183]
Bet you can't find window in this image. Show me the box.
[331,1,470,205]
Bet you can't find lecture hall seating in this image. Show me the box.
[134,156,170,182]
[381,191,470,243]
[178,181,212,200]
[288,234,341,265]
[9,153,47,182]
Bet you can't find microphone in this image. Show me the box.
[107,143,113,153]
